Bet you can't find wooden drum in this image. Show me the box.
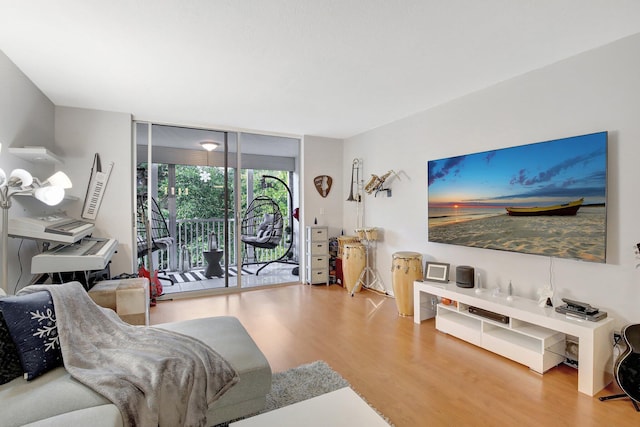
[337,235,360,258]
[364,227,378,242]
[391,251,423,316]
[343,243,366,294]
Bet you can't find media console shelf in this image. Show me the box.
[437,301,567,374]
[413,280,615,396]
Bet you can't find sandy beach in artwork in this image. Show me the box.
[428,206,606,262]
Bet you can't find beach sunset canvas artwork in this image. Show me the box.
[427,132,608,263]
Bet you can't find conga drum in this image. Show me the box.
[364,227,378,242]
[337,235,360,258]
[391,252,423,316]
[343,243,366,294]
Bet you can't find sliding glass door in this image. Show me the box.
[135,123,237,290]
[134,122,299,296]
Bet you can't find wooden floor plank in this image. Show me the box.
[150,284,637,427]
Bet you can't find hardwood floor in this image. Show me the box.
[150,284,636,427]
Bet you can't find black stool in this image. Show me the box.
[203,250,223,278]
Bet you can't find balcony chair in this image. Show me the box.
[241,196,286,274]
[242,214,283,249]
[136,195,175,288]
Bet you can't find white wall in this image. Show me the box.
[301,135,344,281]
[55,107,134,276]
[0,50,57,292]
[302,135,344,235]
[1,52,135,290]
[344,33,640,327]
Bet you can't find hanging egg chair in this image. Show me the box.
[240,195,284,249]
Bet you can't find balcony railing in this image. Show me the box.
[152,217,293,272]
[176,218,231,268]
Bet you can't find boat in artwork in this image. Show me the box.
[505,198,584,216]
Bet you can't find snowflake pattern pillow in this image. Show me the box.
[0,291,63,380]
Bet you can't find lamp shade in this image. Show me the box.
[34,186,65,206]
[0,168,6,188]
[45,171,72,189]
[9,169,33,187]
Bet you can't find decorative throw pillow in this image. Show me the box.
[0,291,63,380]
[0,309,23,384]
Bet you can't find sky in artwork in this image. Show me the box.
[427,132,607,208]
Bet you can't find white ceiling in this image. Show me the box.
[2,1,640,139]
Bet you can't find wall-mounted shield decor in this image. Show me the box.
[314,175,332,198]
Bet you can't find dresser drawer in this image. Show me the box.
[307,269,329,284]
[307,255,328,269]
[308,227,328,241]
[309,241,328,255]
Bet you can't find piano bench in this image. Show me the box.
[88,278,150,325]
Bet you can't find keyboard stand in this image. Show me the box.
[36,265,111,290]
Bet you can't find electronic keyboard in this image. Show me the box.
[31,237,118,274]
[9,214,94,243]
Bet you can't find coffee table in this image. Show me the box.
[230,387,390,426]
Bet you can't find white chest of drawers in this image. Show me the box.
[305,226,329,285]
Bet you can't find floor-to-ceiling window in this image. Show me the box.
[134,122,300,298]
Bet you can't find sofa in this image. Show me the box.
[0,315,272,426]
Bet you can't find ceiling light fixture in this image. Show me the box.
[200,141,219,151]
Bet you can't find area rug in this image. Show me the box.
[166,266,251,283]
[216,360,393,426]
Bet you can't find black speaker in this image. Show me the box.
[456,265,475,288]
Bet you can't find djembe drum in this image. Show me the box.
[343,243,366,294]
[391,251,423,316]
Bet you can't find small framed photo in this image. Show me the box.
[425,262,450,283]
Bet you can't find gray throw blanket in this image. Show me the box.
[18,282,238,427]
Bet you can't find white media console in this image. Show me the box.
[413,280,615,396]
